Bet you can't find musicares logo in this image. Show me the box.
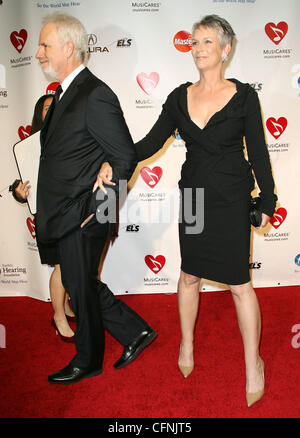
[136,72,159,95]
[26,217,36,239]
[145,255,165,274]
[266,117,287,139]
[18,125,31,140]
[46,81,60,95]
[140,166,162,188]
[173,30,192,52]
[10,29,28,53]
[269,207,287,229]
[265,22,288,45]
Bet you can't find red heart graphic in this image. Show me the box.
[26,217,36,239]
[145,255,165,274]
[136,72,159,95]
[140,166,162,188]
[10,29,28,53]
[18,125,31,140]
[266,117,287,139]
[46,81,60,95]
[269,207,287,229]
[265,22,288,45]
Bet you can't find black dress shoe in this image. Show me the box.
[113,329,157,370]
[48,364,102,385]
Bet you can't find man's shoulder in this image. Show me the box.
[78,68,117,99]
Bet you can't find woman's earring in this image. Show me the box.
[222,54,228,62]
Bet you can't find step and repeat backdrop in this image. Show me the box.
[0,0,299,301]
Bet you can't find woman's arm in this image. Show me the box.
[96,93,177,190]
[244,88,277,219]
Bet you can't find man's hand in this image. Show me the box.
[93,161,114,194]
[15,180,31,200]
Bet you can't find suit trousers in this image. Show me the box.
[57,217,150,369]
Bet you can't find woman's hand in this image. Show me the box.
[15,180,31,200]
[258,213,271,229]
[93,161,115,194]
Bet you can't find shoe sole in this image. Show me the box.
[48,368,103,385]
[114,331,158,370]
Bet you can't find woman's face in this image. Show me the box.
[42,96,53,120]
[191,25,229,72]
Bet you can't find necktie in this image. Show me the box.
[54,85,62,103]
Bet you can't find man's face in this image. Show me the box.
[36,22,67,81]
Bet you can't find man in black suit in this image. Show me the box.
[35,12,156,384]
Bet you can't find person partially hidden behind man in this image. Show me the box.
[35,12,156,384]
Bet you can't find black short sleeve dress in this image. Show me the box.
[134,79,277,285]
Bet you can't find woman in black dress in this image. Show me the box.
[12,94,75,341]
[97,15,277,407]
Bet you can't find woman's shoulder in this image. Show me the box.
[164,82,192,105]
[228,78,256,95]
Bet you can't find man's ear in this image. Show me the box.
[64,40,75,59]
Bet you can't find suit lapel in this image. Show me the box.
[42,68,90,149]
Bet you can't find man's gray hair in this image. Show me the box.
[43,12,88,64]
[192,14,235,47]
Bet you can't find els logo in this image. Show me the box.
[10,29,28,53]
[26,217,36,239]
[269,207,287,229]
[173,31,192,52]
[140,166,162,188]
[136,72,159,95]
[265,22,288,45]
[145,255,166,274]
[18,125,31,140]
[266,117,287,139]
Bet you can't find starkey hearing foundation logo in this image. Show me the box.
[173,31,192,52]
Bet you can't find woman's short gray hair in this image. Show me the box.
[43,12,88,64]
[192,14,235,47]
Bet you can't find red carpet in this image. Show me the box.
[0,286,299,419]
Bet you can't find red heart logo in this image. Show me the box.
[18,125,31,140]
[145,255,165,274]
[136,72,159,95]
[265,22,288,45]
[26,217,36,239]
[266,117,287,139]
[269,207,287,229]
[46,81,60,95]
[140,166,162,188]
[10,29,28,53]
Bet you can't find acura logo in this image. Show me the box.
[87,34,97,45]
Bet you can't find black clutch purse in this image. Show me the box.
[249,197,262,227]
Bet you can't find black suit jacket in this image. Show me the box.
[36,67,137,244]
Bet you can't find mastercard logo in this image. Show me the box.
[173,30,192,52]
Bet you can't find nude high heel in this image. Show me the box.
[178,343,194,378]
[246,358,265,407]
[178,363,194,378]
